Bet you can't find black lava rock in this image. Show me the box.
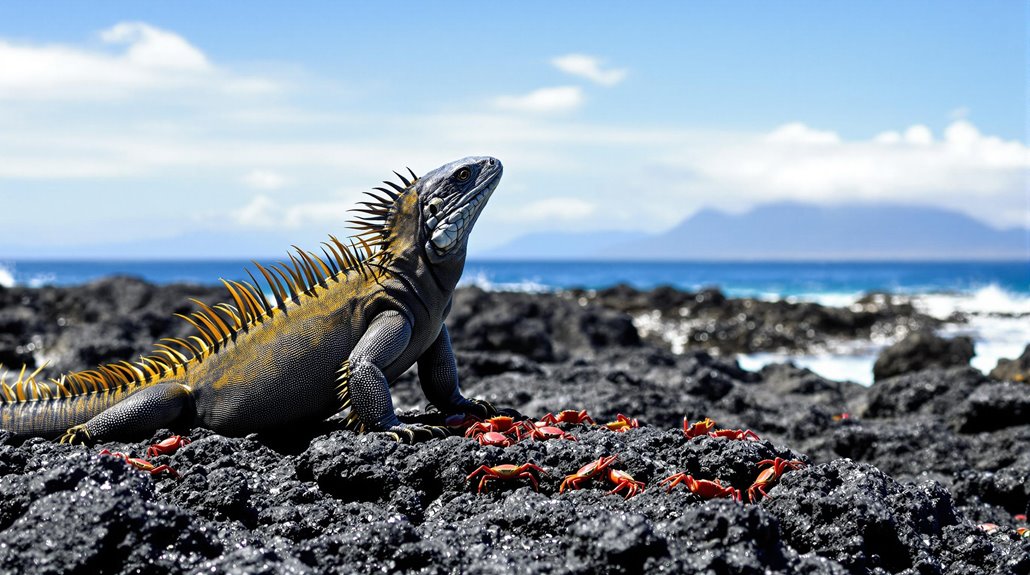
[991,343,1030,383]
[578,284,940,356]
[0,279,1027,574]
[873,331,975,381]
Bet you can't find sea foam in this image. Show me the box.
[738,284,1030,386]
[0,264,14,288]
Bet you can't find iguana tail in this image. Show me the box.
[0,364,153,438]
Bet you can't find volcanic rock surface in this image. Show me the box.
[992,344,1030,383]
[575,284,940,355]
[872,331,976,381]
[0,278,1027,574]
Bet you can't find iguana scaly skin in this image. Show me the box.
[0,156,504,443]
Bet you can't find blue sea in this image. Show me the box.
[2,259,1028,385]
[0,259,1027,296]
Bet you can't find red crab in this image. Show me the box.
[559,455,619,493]
[660,473,741,501]
[747,457,805,503]
[525,424,577,442]
[466,463,546,493]
[708,428,761,441]
[978,523,1000,534]
[474,431,516,447]
[607,468,646,499]
[540,410,595,426]
[464,416,529,442]
[682,417,760,441]
[682,417,716,438]
[603,414,640,432]
[146,435,191,457]
[99,449,179,478]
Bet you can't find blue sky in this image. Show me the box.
[0,1,1026,258]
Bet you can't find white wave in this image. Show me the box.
[458,270,551,293]
[738,351,879,386]
[908,284,1030,375]
[914,283,1030,318]
[26,273,56,288]
[737,285,1030,385]
[0,263,14,288]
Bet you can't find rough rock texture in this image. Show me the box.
[0,280,1027,574]
[992,344,1030,383]
[0,276,222,372]
[447,286,641,362]
[872,331,975,381]
[574,285,941,356]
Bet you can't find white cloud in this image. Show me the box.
[0,20,1026,249]
[0,21,277,100]
[494,86,583,113]
[766,122,840,145]
[242,169,288,190]
[501,198,597,222]
[904,124,933,145]
[232,194,354,229]
[551,54,627,86]
[232,195,278,228]
[660,119,1030,227]
[100,22,211,72]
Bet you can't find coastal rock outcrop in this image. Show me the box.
[577,284,940,355]
[991,343,1030,383]
[872,330,975,381]
[0,280,1027,574]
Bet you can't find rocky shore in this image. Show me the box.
[0,277,1027,574]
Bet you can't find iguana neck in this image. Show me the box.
[385,239,466,304]
[425,249,467,295]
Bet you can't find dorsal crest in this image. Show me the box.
[0,167,421,404]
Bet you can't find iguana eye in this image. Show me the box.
[455,168,471,182]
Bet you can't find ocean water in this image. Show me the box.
[1,259,1028,385]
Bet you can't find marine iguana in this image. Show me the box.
[0,156,504,443]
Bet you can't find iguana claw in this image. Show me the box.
[58,424,92,445]
[464,399,497,419]
[386,423,450,443]
[464,399,526,421]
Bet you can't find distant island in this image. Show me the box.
[480,202,1029,260]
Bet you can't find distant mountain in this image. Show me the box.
[480,203,1029,260]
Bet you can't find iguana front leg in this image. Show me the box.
[416,324,494,419]
[346,310,447,442]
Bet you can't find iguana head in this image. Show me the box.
[416,156,502,263]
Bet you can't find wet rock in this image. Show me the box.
[580,284,940,356]
[953,381,1030,433]
[0,451,222,575]
[863,366,987,419]
[991,343,1030,382]
[761,459,1028,574]
[873,330,975,381]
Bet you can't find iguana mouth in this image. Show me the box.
[430,165,502,253]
